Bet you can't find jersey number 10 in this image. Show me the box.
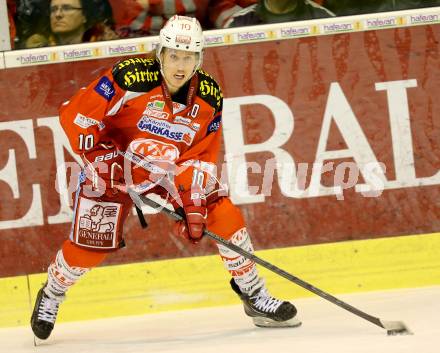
[79,134,94,151]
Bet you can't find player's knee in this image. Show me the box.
[207,197,246,239]
[62,240,110,268]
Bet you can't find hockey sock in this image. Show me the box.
[45,249,89,297]
[217,228,263,294]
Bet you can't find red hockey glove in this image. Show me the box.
[172,188,207,244]
[82,143,124,197]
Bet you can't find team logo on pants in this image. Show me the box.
[73,197,122,249]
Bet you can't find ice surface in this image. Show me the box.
[2,286,439,353]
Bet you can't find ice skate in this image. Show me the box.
[230,279,301,328]
[30,283,65,340]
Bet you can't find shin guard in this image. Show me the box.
[46,250,89,296]
[217,228,263,294]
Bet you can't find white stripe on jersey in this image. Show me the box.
[216,5,243,28]
[181,0,196,13]
[305,0,336,17]
[131,9,149,30]
[224,4,258,27]
[107,91,148,117]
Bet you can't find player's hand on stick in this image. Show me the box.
[82,143,124,196]
[172,187,207,243]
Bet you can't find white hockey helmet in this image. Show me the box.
[157,15,204,72]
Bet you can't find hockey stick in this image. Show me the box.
[135,205,148,229]
[128,190,412,336]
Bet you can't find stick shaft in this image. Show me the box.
[135,205,148,228]
[137,193,385,330]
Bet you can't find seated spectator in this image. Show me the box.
[23,0,118,48]
[15,0,49,48]
[225,0,334,27]
[107,0,257,38]
[210,0,259,28]
[322,0,440,17]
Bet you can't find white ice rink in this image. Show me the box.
[2,286,439,353]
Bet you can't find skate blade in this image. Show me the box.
[33,335,45,346]
[252,316,302,328]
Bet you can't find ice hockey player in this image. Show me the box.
[31,15,301,340]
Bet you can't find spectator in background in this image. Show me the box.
[321,0,440,17]
[15,0,49,48]
[23,0,118,48]
[7,0,17,49]
[225,0,334,27]
[211,0,259,28]
[107,0,257,38]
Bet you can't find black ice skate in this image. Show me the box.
[230,279,301,328]
[30,283,65,339]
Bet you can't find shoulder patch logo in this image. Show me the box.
[94,76,115,101]
[113,58,161,91]
[124,68,160,87]
[207,115,222,135]
[198,74,223,110]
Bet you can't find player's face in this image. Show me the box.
[50,0,86,34]
[161,48,198,94]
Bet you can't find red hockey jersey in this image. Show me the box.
[59,56,223,191]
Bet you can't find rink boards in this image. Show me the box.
[0,14,439,277]
[0,9,439,328]
[1,232,439,327]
